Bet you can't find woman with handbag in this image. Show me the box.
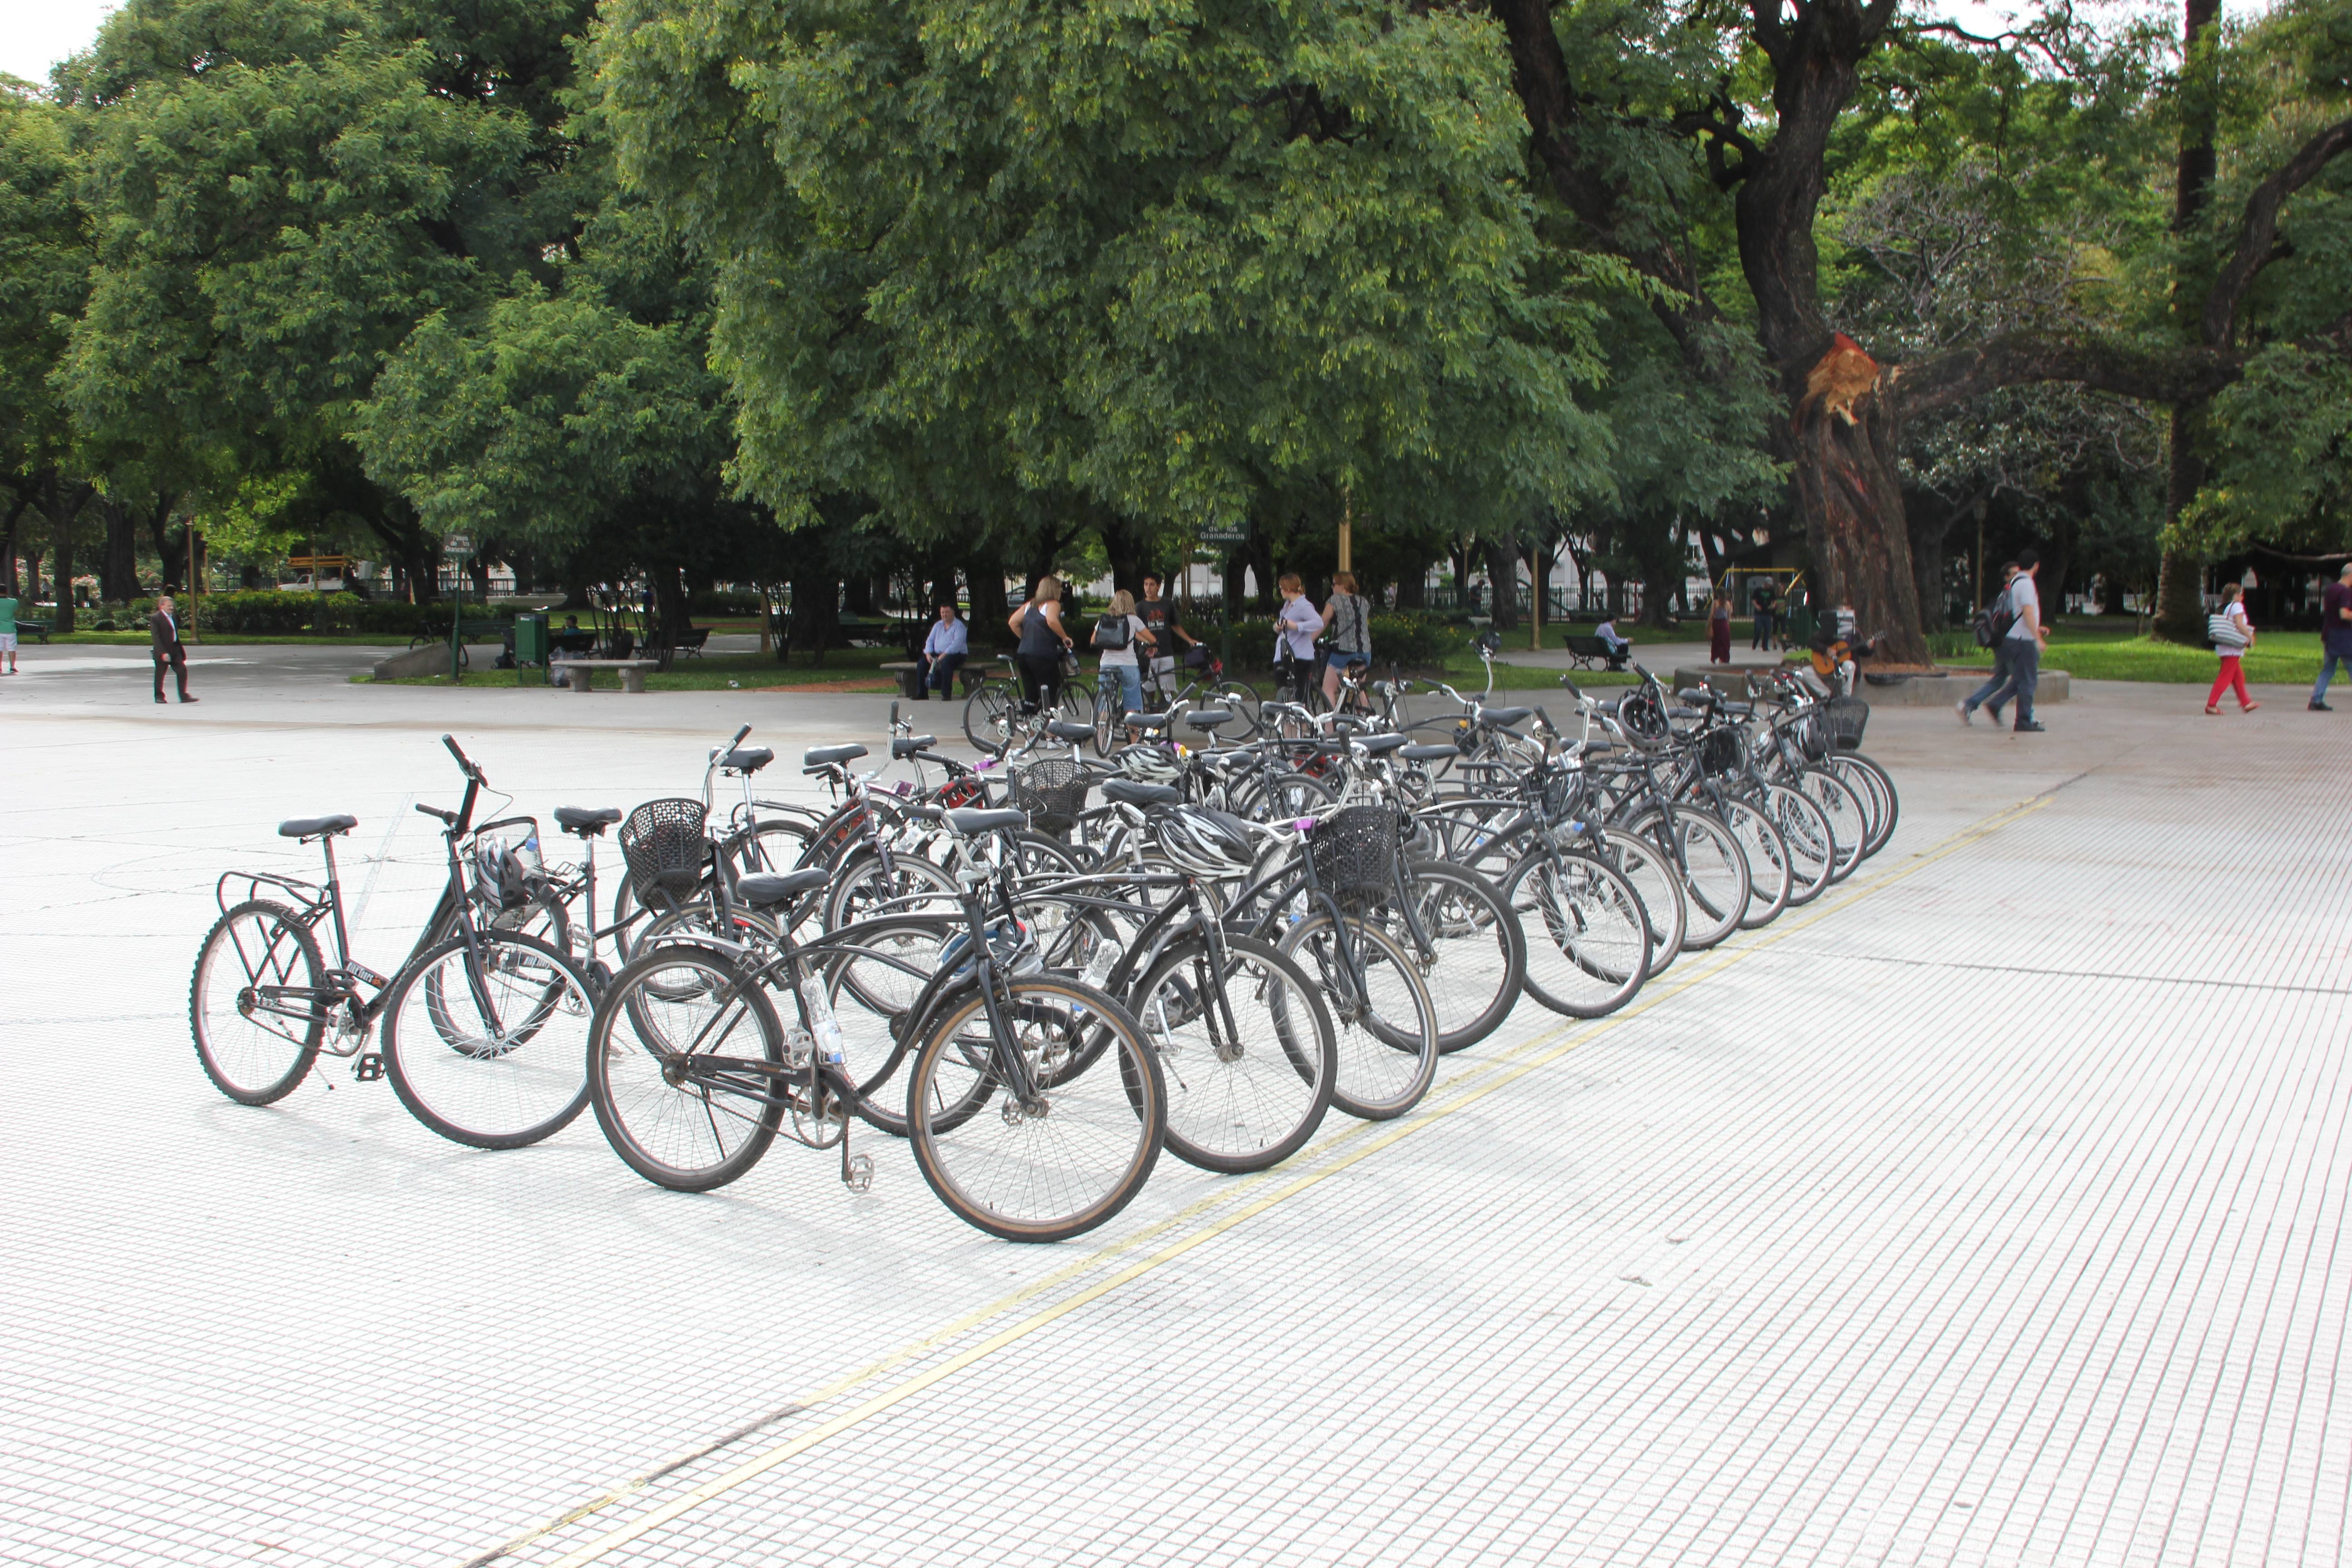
[1093,589,1155,727]
[2206,584,2260,715]
[1006,575,1075,715]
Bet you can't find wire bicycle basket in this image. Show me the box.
[1010,759,1087,839]
[1698,728,1745,778]
[1309,804,1404,897]
[619,798,709,905]
[1823,695,1869,751]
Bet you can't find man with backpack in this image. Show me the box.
[1956,561,2019,726]
[2310,560,2352,711]
[1962,549,2049,731]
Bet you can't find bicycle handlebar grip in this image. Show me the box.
[416,803,457,823]
[441,733,484,781]
[730,723,753,748]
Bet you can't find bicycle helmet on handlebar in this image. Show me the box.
[1153,806,1258,879]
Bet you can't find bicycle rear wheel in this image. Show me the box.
[1763,783,1836,906]
[814,915,959,1136]
[964,681,1019,755]
[383,931,596,1149]
[1798,767,1869,883]
[1392,861,1525,1054]
[589,942,785,1191]
[1278,911,1438,1120]
[1131,934,1334,1173]
[190,899,323,1105]
[906,975,1165,1242]
[1828,752,1899,858]
[1630,807,1750,952]
[1718,797,1792,929]
[1604,829,1688,975]
[1504,850,1649,1019]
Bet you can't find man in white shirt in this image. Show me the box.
[919,601,968,699]
[1977,548,2048,732]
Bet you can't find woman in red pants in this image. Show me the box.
[1708,589,1734,664]
[2206,583,2260,714]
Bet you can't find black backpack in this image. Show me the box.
[1971,589,2014,648]
[1092,615,1130,651]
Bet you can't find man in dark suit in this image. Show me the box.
[150,594,196,704]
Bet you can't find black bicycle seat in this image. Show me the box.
[892,735,937,759]
[735,867,828,909]
[1719,701,1754,717]
[720,746,774,774]
[1126,711,1175,731]
[1479,706,1533,729]
[1046,720,1096,744]
[554,805,621,836]
[1398,744,1458,763]
[947,807,1029,836]
[1182,709,1231,730]
[804,743,868,769]
[1102,777,1181,808]
[1353,733,1409,755]
[278,814,358,839]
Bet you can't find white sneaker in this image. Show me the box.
[1955,701,1971,726]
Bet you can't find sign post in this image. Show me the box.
[1201,524,1247,669]
[442,533,474,680]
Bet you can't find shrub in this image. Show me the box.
[111,591,502,636]
[690,588,767,617]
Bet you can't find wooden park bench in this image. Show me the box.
[665,627,712,658]
[1563,632,1629,671]
[557,658,664,693]
[16,619,50,644]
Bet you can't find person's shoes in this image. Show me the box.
[2311,701,2332,711]
[2014,721,2046,733]
[179,695,198,704]
[154,695,167,704]
[1955,701,1971,725]
[2242,701,2260,713]
[1985,706,2004,725]
[2205,706,2221,715]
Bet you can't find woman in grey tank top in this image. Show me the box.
[1005,574,1074,714]
[1320,571,1371,708]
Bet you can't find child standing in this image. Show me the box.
[2206,584,2260,715]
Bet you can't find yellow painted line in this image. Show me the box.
[481,790,2050,1567]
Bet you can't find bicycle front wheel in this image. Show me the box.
[382,931,596,1149]
[1279,910,1438,1120]
[1629,807,1751,952]
[589,942,785,1191]
[964,681,1018,755]
[907,975,1165,1242]
[1718,797,1793,929]
[1504,849,1649,1019]
[190,899,323,1105]
[1131,934,1335,1173]
[1392,861,1526,1054]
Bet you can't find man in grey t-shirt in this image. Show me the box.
[1977,549,2048,732]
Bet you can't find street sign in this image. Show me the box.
[442,533,474,558]
[1200,526,1247,545]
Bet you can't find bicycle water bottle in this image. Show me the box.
[518,832,542,873]
[799,978,848,1066]
[1079,938,1122,990]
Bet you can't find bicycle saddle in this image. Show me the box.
[1125,711,1174,731]
[947,807,1029,836]
[278,814,358,839]
[1102,777,1181,808]
[892,735,936,759]
[735,867,828,909]
[1181,709,1231,730]
[804,743,868,769]
[554,805,621,836]
[1353,733,1409,755]
[720,746,774,774]
[1478,706,1533,729]
[1398,744,1458,763]
[1046,720,1096,744]
[1718,701,1754,717]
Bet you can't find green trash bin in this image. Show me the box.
[513,612,549,686]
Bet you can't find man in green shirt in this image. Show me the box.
[0,593,17,673]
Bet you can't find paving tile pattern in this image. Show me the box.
[0,686,2342,1567]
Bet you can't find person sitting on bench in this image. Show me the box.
[920,600,967,699]
[1593,614,1632,670]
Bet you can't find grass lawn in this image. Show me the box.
[1932,618,2326,685]
[48,629,412,646]
[366,648,903,692]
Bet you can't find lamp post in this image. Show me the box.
[443,533,474,680]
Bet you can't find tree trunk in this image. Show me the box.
[1,495,23,598]
[1097,514,1148,598]
[1906,493,1969,632]
[650,563,691,645]
[99,498,142,604]
[1792,397,1928,664]
[41,475,92,633]
[2153,0,2225,644]
[960,538,1005,646]
[2154,402,2211,638]
[789,573,838,666]
[1482,535,1520,629]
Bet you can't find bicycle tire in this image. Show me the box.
[1393,860,1526,1054]
[1131,933,1335,1174]
[1762,783,1836,906]
[821,847,961,931]
[1627,806,1750,952]
[382,931,596,1149]
[1798,767,1869,883]
[190,899,324,1105]
[812,915,962,1137]
[1503,848,1649,1019]
[1602,828,1687,975]
[963,681,1018,755]
[588,941,785,1191]
[1205,681,1263,740]
[906,974,1165,1242]
[1829,752,1899,858]
[1278,911,1438,1121]
[1718,797,1793,930]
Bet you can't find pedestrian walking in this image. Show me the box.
[0,588,18,674]
[2310,562,2352,710]
[1093,589,1155,725]
[150,594,196,704]
[1750,580,1778,650]
[1320,571,1372,707]
[1957,562,2020,725]
[1973,548,2047,732]
[2206,584,2260,715]
[1005,575,1074,715]
[1708,589,1732,664]
[918,599,967,700]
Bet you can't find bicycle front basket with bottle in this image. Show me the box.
[1308,804,1403,897]
[1010,758,1087,838]
[468,819,541,912]
[619,798,709,906]
[1823,694,1869,751]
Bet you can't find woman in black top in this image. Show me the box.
[1005,574,1075,714]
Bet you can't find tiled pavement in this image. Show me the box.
[0,665,2344,1566]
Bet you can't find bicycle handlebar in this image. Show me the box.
[441,733,485,783]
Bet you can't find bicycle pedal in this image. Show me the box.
[841,1152,875,1194]
[354,1053,386,1082]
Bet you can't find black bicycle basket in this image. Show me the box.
[1308,804,1403,896]
[619,798,709,903]
[1823,694,1869,751]
[1010,758,1087,838]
